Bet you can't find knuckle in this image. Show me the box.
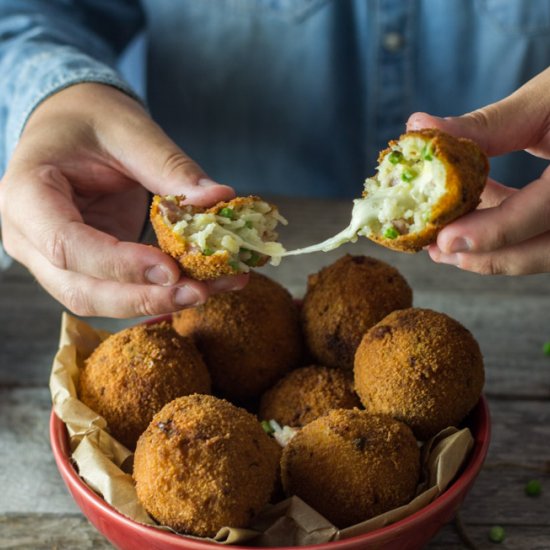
[134,290,162,317]
[111,262,129,284]
[473,255,505,276]
[466,104,502,132]
[60,285,95,316]
[105,253,129,283]
[488,223,510,250]
[43,227,69,270]
[466,108,492,130]
[161,151,198,181]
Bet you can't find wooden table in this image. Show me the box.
[1,197,549,549]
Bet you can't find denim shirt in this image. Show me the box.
[1,0,550,198]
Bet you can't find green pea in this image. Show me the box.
[388,150,403,164]
[488,526,505,543]
[202,248,215,256]
[239,247,262,267]
[384,227,399,240]
[218,207,235,219]
[245,250,262,267]
[422,142,434,161]
[261,420,274,435]
[525,479,542,497]
[401,167,417,182]
[229,260,240,271]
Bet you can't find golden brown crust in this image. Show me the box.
[301,255,412,370]
[78,322,211,449]
[172,272,303,402]
[150,195,270,280]
[354,308,485,440]
[259,365,361,427]
[368,128,489,252]
[280,409,420,528]
[133,395,281,537]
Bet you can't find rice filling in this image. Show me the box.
[158,196,287,269]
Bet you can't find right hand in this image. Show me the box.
[0,83,248,318]
[407,66,550,276]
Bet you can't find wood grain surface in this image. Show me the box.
[1,197,549,549]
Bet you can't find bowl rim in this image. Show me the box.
[50,394,490,549]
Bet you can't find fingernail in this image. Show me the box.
[407,118,422,130]
[408,114,443,130]
[209,275,246,293]
[174,285,204,307]
[145,265,172,286]
[448,237,471,253]
[197,178,220,188]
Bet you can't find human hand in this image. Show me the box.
[0,83,248,317]
[407,66,550,275]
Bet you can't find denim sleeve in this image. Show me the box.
[0,0,145,175]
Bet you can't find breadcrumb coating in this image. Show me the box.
[281,409,420,528]
[366,128,488,252]
[78,322,211,449]
[134,395,280,537]
[259,365,361,427]
[150,195,283,279]
[354,308,484,440]
[173,271,303,402]
[302,255,412,370]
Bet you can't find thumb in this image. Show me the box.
[407,67,550,157]
[107,114,235,206]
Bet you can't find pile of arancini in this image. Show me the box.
[77,254,484,539]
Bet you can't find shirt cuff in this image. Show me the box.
[5,47,143,161]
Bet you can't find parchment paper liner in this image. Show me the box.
[50,313,475,547]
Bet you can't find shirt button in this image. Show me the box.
[382,32,404,52]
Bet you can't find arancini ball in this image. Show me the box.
[354,308,484,440]
[259,365,361,427]
[301,255,412,370]
[173,271,302,402]
[359,128,488,252]
[150,195,286,280]
[134,394,280,537]
[281,409,420,528]
[79,322,210,449]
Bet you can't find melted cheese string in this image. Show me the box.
[282,197,376,256]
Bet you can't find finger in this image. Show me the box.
[407,66,550,157]
[104,114,236,206]
[434,177,550,254]
[16,83,236,206]
[206,272,250,294]
[45,223,185,285]
[478,178,516,209]
[28,257,207,318]
[9,166,183,284]
[428,231,550,276]
[25,252,249,318]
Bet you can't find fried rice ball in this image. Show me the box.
[79,322,211,449]
[281,409,420,528]
[134,394,281,537]
[301,255,412,370]
[354,308,485,440]
[150,194,286,280]
[173,271,303,402]
[259,365,361,427]
[358,128,488,252]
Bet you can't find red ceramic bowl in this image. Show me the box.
[50,395,490,550]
